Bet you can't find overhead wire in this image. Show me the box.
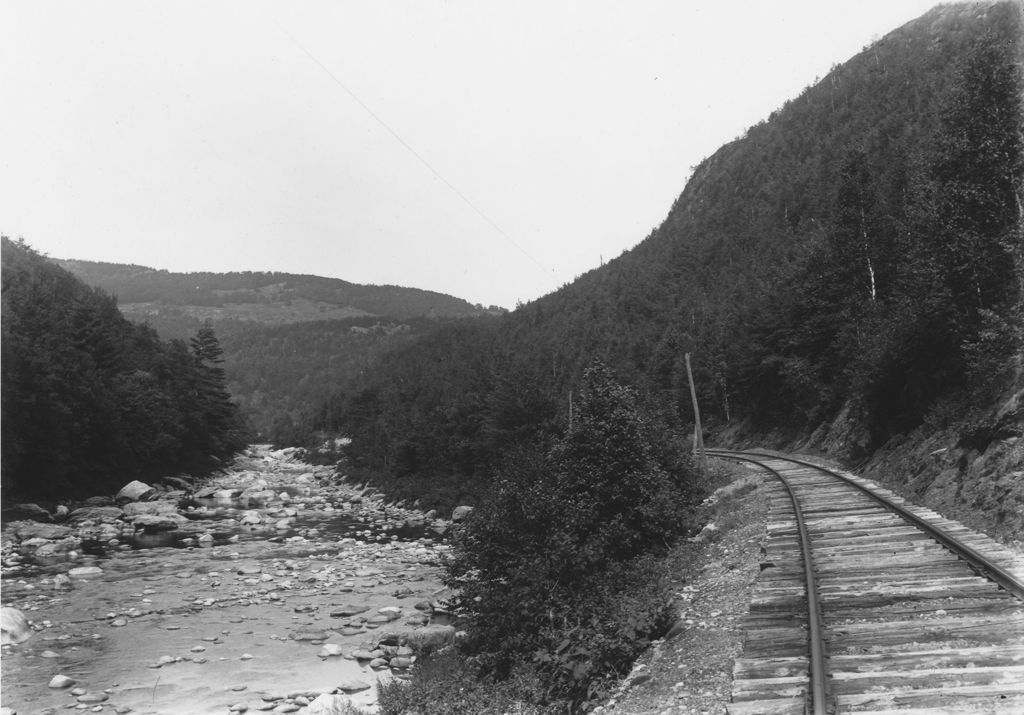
[273,20,552,279]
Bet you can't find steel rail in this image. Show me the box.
[710,450,832,715]
[707,448,1024,602]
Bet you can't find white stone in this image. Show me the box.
[306,694,355,715]
[117,480,156,503]
[48,674,76,688]
[68,566,104,578]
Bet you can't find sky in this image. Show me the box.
[1,1,941,309]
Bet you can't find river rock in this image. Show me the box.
[123,501,179,517]
[400,624,456,650]
[241,489,276,506]
[27,537,82,560]
[117,480,157,503]
[306,694,355,715]
[1,607,32,645]
[133,513,187,532]
[3,503,52,522]
[94,523,121,541]
[68,506,124,524]
[336,679,371,693]
[451,505,474,522]
[318,643,344,657]
[239,510,262,525]
[48,674,76,688]
[68,566,103,578]
[11,521,73,541]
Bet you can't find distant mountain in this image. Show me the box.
[59,260,497,327]
[60,260,503,438]
[294,1,1023,511]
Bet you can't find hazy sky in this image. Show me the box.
[2,1,939,308]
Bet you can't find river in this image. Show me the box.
[1,446,454,715]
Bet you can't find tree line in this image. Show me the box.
[2,238,248,502]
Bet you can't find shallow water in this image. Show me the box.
[1,448,451,715]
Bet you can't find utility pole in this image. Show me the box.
[685,352,705,474]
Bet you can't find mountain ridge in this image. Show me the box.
[58,258,500,326]
[290,1,1022,521]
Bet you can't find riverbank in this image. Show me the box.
[1,446,454,715]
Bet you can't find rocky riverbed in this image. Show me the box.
[1,446,458,715]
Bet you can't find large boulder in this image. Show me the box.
[116,480,157,503]
[1,607,32,645]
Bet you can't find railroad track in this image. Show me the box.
[707,448,1024,715]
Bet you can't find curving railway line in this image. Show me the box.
[707,449,1024,715]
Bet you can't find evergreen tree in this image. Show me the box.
[1,238,247,501]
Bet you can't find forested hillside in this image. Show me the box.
[60,260,498,323]
[220,316,468,440]
[294,1,1023,510]
[59,260,502,438]
[1,238,248,501]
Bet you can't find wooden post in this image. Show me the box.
[685,352,705,473]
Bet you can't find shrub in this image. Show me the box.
[439,363,698,710]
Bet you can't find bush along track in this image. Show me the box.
[378,363,708,713]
